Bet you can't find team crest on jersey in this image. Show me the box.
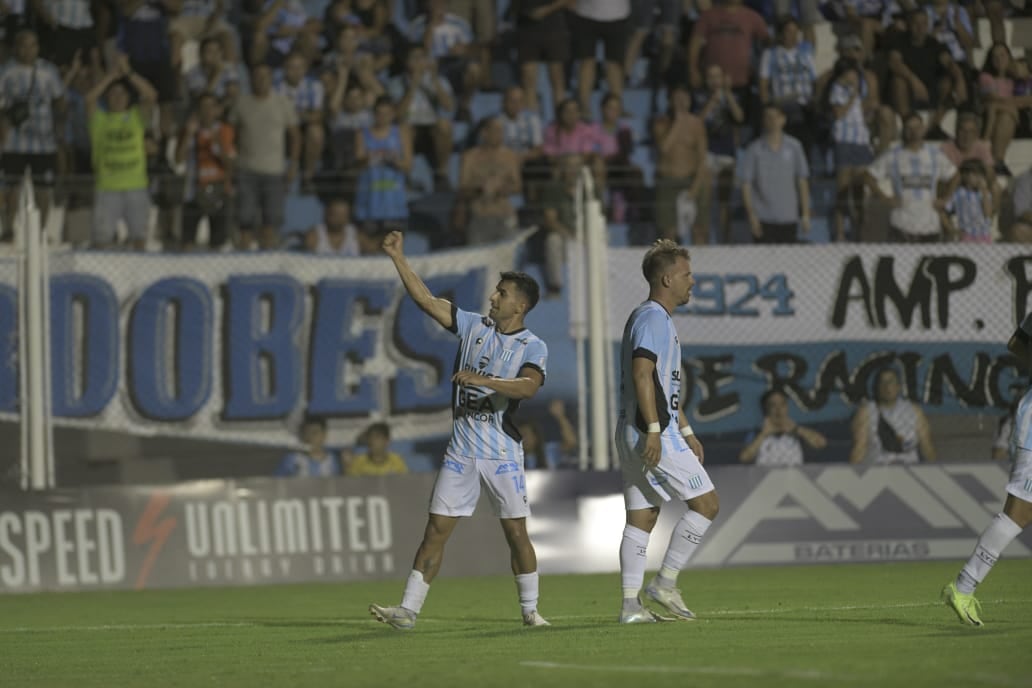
[443,458,464,474]
[501,349,514,362]
[495,461,519,475]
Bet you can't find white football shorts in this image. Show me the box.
[616,422,715,511]
[429,449,530,519]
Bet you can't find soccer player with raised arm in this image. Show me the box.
[369,230,551,630]
[615,239,719,623]
[942,311,1032,626]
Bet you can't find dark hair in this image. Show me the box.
[760,389,787,414]
[365,421,390,439]
[555,97,579,122]
[301,414,327,430]
[959,158,987,177]
[901,111,924,126]
[980,41,1012,78]
[776,14,798,35]
[499,271,540,311]
[871,366,902,399]
[641,239,690,285]
[199,36,222,54]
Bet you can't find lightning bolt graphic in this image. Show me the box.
[133,493,177,590]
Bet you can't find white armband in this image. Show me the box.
[647,422,662,433]
[680,424,695,438]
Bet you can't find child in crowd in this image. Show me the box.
[941,159,995,243]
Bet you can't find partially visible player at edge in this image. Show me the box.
[615,239,720,623]
[369,230,551,629]
[942,310,1032,626]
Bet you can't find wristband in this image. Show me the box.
[647,422,662,433]
[680,424,695,438]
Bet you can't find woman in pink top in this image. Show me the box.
[979,42,1018,172]
[543,97,606,190]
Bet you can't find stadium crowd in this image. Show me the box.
[0,0,1029,265]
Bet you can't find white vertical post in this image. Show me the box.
[17,170,53,489]
[571,168,590,470]
[581,168,610,471]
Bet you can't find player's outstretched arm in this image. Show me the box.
[382,230,454,330]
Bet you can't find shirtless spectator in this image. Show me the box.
[652,86,709,244]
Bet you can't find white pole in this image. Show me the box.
[15,179,28,490]
[572,168,589,471]
[21,171,48,490]
[595,202,618,469]
[582,169,610,471]
[40,207,54,488]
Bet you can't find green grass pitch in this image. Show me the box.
[2,560,1030,688]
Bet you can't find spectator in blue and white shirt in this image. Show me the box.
[827,57,875,242]
[184,36,242,108]
[387,43,454,188]
[0,29,66,238]
[407,0,480,121]
[924,0,974,66]
[941,158,995,242]
[758,15,817,157]
[276,415,346,477]
[275,51,325,193]
[32,0,99,69]
[866,111,959,242]
[169,0,238,65]
[254,0,318,68]
[497,84,549,200]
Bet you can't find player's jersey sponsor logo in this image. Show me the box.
[495,461,520,475]
[443,458,464,474]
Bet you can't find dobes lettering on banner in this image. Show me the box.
[0,271,483,422]
[0,509,125,588]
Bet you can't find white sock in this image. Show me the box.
[657,511,712,587]
[515,572,539,615]
[956,513,1023,594]
[620,525,651,600]
[400,569,430,614]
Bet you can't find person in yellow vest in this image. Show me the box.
[347,422,409,477]
[86,54,157,250]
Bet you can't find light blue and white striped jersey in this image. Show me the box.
[870,143,956,236]
[830,81,870,145]
[501,109,543,153]
[386,72,453,125]
[0,59,65,154]
[1013,385,1032,454]
[448,306,548,460]
[275,451,343,477]
[947,186,992,241]
[759,46,816,104]
[44,0,93,28]
[263,0,307,56]
[407,14,473,59]
[184,64,240,99]
[925,3,972,63]
[618,301,682,439]
[274,73,324,114]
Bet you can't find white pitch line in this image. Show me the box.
[520,660,866,683]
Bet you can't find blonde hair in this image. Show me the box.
[641,239,690,285]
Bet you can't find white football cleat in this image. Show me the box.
[522,610,551,627]
[369,603,416,630]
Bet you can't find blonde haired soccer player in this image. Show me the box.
[614,239,720,623]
